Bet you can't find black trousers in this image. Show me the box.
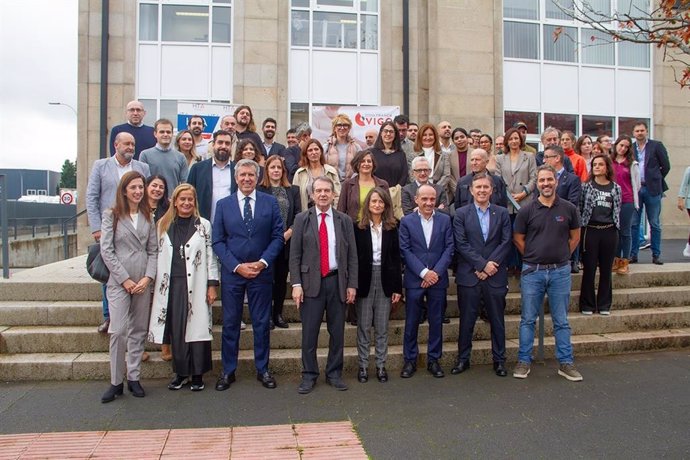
[457,282,507,364]
[272,247,289,319]
[300,275,345,381]
[580,225,619,312]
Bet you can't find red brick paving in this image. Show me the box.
[0,421,366,459]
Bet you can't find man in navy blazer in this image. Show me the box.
[454,149,508,209]
[399,184,454,379]
[543,146,581,207]
[631,121,671,264]
[188,130,237,222]
[212,159,284,391]
[453,173,512,377]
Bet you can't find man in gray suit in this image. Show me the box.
[290,176,358,394]
[86,132,150,333]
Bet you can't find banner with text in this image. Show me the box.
[177,101,240,141]
[311,105,400,148]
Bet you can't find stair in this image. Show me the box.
[0,256,689,381]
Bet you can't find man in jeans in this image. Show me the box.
[512,165,583,382]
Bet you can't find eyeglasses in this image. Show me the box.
[127,108,144,112]
[335,123,350,129]
[413,168,432,173]
[543,155,558,159]
[381,129,396,135]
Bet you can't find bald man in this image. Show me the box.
[454,149,508,209]
[109,100,156,160]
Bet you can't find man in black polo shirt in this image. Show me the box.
[512,165,583,382]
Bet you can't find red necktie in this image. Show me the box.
[319,212,329,277]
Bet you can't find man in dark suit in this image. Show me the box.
[187,130,237,222]
[402,157,448,215]
[452,173,512,377]
[290,176,358,394]
[399,184,454,379]
[630,121,671,264]
[212,159,284,391]
[542,145,581,206]
[261,118,286,158]
[454,149,507,209]
[284,122,312,182]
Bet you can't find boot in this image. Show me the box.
[616,258,630,275]
[161,344,173,361]
[611,257,621,272]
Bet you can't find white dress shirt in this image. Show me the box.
[211,159,233,224]
[370,221,382,266]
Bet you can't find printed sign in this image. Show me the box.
[311,105,400,148]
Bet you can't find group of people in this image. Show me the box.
[87,100,679,402]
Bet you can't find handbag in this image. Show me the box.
[86,243,110,284]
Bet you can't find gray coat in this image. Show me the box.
[86,157,150,233]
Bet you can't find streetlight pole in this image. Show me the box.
[48,101,77,117]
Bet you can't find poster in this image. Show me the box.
[176,101,239,140]
[311,105,400,147]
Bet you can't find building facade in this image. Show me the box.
[77,0,689,248]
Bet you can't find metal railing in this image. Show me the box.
[6,216,77,240]
[62,210,86,260]
[1,174,8,278]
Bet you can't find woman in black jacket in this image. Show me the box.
[258,154,301,328]
[353,187,402,383]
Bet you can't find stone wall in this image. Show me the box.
[0,235,77,268]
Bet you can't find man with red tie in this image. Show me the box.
[290,176,358,394]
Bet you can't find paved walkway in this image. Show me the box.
[0,422,366,459]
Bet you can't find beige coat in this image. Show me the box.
[292,164,341,211]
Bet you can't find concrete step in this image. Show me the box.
[1,260,689,301]
[2,285,690,327]
[1,328,688,381]
[3,307,690,354]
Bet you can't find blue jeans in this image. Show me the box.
[630,186,662,258]
[617,202,636,259]
[518,264,574,364]
[101,283,109,320]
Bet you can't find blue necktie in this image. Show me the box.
[243,196,252,232]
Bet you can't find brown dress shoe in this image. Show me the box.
[161,344,173,361]
[611,257,621,272]
[97,319,110,334]
[615,258,630,275]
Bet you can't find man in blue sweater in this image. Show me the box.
[109,100,156,160]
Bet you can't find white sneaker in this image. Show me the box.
[683,243,690,258]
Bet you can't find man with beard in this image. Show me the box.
[187,115,210,159]
[438,121,456,155]
[233,105,264,154]
[87,132,150,333]
[109,100,156,160]
[261,117,285,157]
[512,165,582,382]
[187,130,237,222]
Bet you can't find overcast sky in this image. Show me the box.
[0,0,77,173]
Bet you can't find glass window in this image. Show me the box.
[582,115,614,137]
[504,111,540,134]
[291,10,310,46]
[544,25,577,62]
[212,6,231,43]
[544,113,578,134]
[162,5,209,42]
[318,0,354,7]
[139,4,158,41]
[360,0,378,13]
[504,21,539,59]
[504,0,539,20]
[581,29,614,65]
[313,12,357,48]
[618,36,650,68]
[618,117,648,137]
[617,0,649,16]
[361,14,377,50]
[545,0,573,20]
[585,0,611,22]
[290,103,310,128]
[140,99,157,126]
[292,0,309,7]
[160,100,180,126]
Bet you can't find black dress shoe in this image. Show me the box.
[400,361,416,378]
[127,380,145,397]
[376,367,388,383]
[570,261,580,274]
[167,375,189,390]
[652,256,664,265]
[215,372,236,391]
[325,377,348,391]
[357,367,368,383]
[494,362,508,377]
[442,316,450,324]
[297,379,315,394]
[427,361,444,378]
[274,315,289,329]
[451,361,470,375]
[101,383,123,403]
[190,375,205,391]
[97,319,110,334]
[257,371,277,389]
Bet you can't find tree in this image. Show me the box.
[554,0,690,87]
[59,159,76,190]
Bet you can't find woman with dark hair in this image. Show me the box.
[370,120,409,187]
[338,150,389,223]
[324,113,361,180]
[610,135,640,274]
[149,184,218,391]
[234,138,265,183]
[450,127,472,196]
[146,175,170,224]
[353,187,402,383]
[258,155,301,329]
[579,154,622,315]
[100,171,157,403]
[413,123,451,193]
[575,134,594,173]
[478,133,497,173]
[561,130,588,181]
[292,138,341,210]
[175,130,201,167]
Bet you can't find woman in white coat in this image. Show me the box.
[149,184,219,391]
[100,171,157,403]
